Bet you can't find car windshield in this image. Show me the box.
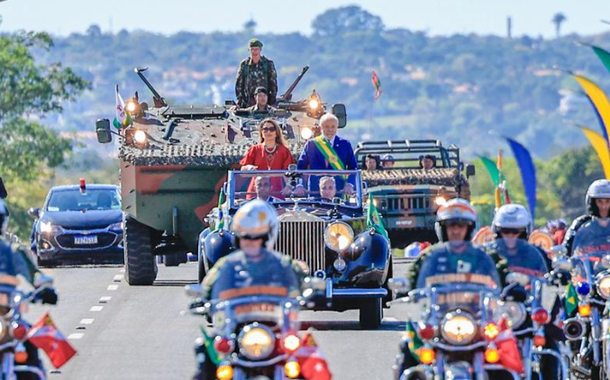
[47,189,120,212]
[228,170,362,209]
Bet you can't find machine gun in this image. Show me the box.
[134,67,167,108]
[277,65,309,102]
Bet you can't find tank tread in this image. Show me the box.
[123,217,158,285]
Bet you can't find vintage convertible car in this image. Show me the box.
[198,168,392,329]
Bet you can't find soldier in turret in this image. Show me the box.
[235,39,278,108]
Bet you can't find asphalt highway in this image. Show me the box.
[27,260,415,380]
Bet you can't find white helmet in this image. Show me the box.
[492,203,531,238]
[232,199,279,250]
[0,199,7,237]
[586,179,610,216]
[434,198,477,242]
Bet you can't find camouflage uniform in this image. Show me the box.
[245,104,276,114]
[235,57,278,108]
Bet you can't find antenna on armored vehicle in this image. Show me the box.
[134,67,167,108]
[278,65,309,102]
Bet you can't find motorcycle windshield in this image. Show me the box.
[495,239,549,279]
[572,224,610,279]
[416,243,502,290]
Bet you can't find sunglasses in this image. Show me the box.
[261,127,277,132]
[499,228,523,235]
[446,221,469,228]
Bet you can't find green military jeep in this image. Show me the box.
[355,140,475,249]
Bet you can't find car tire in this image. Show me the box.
[123,217,157,285]
[359,297,383,329]
[198,249,206,284]
[382,256,394,307]
[37,258,56,268]
[163,254,181,267]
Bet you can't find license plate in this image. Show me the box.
[74,235,98,245]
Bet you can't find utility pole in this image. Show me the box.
[507,17,512,39]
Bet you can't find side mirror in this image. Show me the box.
[28,207,40,219]
[506,272,529,287]
[95,118,113,144]
[331,104,347,128]
[184,284,204,298]
[552,257,572,271]
[551,245,568,258]
[388,277,410,296]
[466,164,476,177]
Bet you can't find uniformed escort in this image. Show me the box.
[235,38,278,108]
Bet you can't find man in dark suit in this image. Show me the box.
[297,113,357,194]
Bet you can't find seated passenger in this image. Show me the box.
[363,154,379,170]
[419,154,436,170]
[319,176,337,202]
[254,176,281,203]
[246,87,276,113]
[240,118,294,197]
[381,154,395,169]
[296,113,357,195]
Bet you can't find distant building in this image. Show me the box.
[559,89,589,115]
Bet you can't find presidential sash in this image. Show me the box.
[312,136,345,170]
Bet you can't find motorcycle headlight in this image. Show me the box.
[598,275,610,299]
[441,311,476,345]
[238,323,276,360]
[494,301,527,329]
[324,222,354,252]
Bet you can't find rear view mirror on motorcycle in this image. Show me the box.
[506,272,529,287]
[552,257,572,271]
[550,245,568,258]
[34,274,53,289]
[184,284,205,298]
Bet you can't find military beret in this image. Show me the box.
[249,38,263,48]
[254,86,268,95]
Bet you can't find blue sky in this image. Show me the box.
[1,0,610,37]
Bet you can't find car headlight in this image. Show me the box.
[434,196,447,207]
[441,311,476,345]
[324,222,354,252]
[109,222,123,231]
[493,301,527,329]
[238,323,275,360]
[598,275,610,299]
[40,221,57,234]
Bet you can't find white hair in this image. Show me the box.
[319,176,336,187]
[319,113,339,127]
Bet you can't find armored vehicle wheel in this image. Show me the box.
[359,298,383,329]
[124,217,158,285]
[163,254,181,267]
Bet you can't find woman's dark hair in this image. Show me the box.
[419,154,437,168]
[362,154,379,169]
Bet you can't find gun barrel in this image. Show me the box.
[134,68,167,107]
[280,65,310,100]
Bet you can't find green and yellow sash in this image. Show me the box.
[313,136,345,170]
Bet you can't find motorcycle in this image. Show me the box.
[185,279,329,380]
[390,276,522,380]
[496,272,569,380]
[0,274,54,380]
[554,249,610,380]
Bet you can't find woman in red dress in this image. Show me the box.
[240,118,294,198]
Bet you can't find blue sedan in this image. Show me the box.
[30,184,124,266]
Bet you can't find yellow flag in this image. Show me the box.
[573,74,610,147]
[581,127,610,179]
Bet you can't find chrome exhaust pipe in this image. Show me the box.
[563,318,587,340]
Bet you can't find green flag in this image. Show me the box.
[592,45,610,77]
[213,189,225,233]
[367,193,388,239]
[406,321,424,362]
[479,156,501,186]
[200,327,222,365]
[565,283,578,318]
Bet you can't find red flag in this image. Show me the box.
[294,332,332,380]
[495,318,524,374]
[372,71,382,100]
[27,313,76,369]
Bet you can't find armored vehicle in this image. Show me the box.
[354,140,474,249]
[95,67,347,285]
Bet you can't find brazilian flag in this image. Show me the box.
[367,193,388,239]
[213,189,225,233]
[565,283,578,318]
[200,327,222,365]
[406,321,424,362]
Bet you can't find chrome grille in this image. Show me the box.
[275,221,326,272]
[387,196,432,211]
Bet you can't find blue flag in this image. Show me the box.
[505,138,536,221]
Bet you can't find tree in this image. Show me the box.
[552,12,567,38]
[311,5,385,37]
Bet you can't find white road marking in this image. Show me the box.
[113,275,123,282]
[107,285,119,291]
[384,317,398,322]
[99,296,112,303]
[90,306,104,312]
[80,319,94,325]
[68,333,85,340]
[119,269,125,273]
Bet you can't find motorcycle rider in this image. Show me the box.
[563,179,610,255]
[395,199,508,379]
[195,200,301,379]
[486,203,563,379]
[0,199,58,377]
